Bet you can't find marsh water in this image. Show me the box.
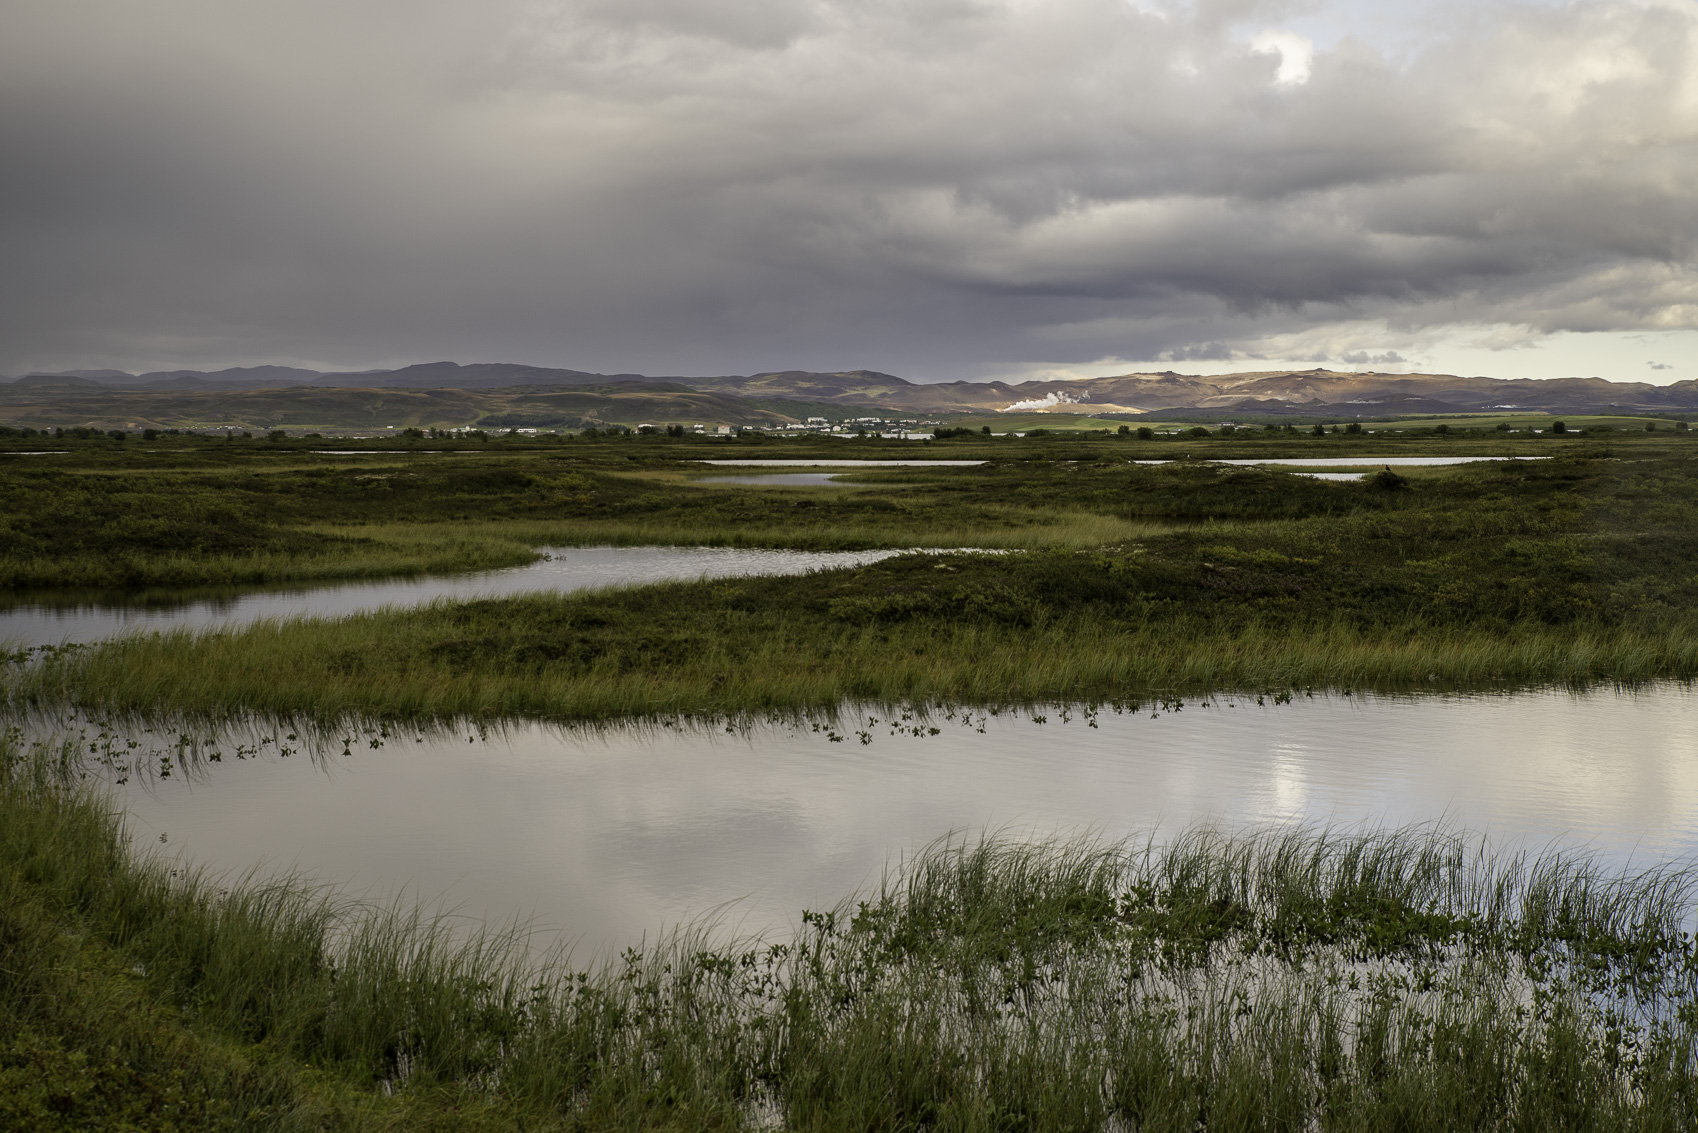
[1214,456,1548,467]
[687,455,1542,487]
[1137,456,1548,468]
[9,467,1666,962]
[692,459,988,466]
[695,473,861,486]
[79,684,1698,956]
[0,545,902,647]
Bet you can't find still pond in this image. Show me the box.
[63,683,1698,956]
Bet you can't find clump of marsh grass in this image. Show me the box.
[6,729,1698,1130]
[16,600,1698,726]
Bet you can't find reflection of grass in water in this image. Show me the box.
[6,731,1697,1129]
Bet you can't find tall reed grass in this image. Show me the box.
[6,729,1697,1129]
[17,599,1698,725]
[0,527,542,592]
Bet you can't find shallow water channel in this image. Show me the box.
[77,684,1698,956]
[1211,456,1548,467]
[692,459,987,467]
[695,473,860,487]
[0,546,902,648]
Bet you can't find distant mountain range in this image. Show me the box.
[8,362,615,392]
[5,362,1697,429]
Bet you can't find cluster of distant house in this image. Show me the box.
[623,416,946,438]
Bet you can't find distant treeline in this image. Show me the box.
[0,425,192,441]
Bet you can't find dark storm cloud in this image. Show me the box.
[1164,341,1237,361]
[2,0,1697,377]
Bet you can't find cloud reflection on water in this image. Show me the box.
[97,685,1698,956]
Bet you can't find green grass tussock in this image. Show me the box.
[27,614,1698,724]
[7,731,1698,1130]
[17,568,1698,725]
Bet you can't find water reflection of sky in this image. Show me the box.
[1136,457,1547,468]
[103,685,1698,957]
[694,473,855,487]
[0,545,900,648]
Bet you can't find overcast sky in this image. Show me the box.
[3,0,1697,383]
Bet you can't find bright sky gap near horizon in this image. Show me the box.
[3,0,1697,384]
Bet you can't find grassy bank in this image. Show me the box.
[0,427,1648,591]
[19,602,1698,723]
[15,448,1698,720]
[6,733,1697,1130]
[0,438,1198,590]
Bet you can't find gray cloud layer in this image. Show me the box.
[3,0,1697,378]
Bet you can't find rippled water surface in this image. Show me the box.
[0,545,901,647]
[90,685,1698,955]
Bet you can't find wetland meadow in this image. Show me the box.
[6,426,1698,1130]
